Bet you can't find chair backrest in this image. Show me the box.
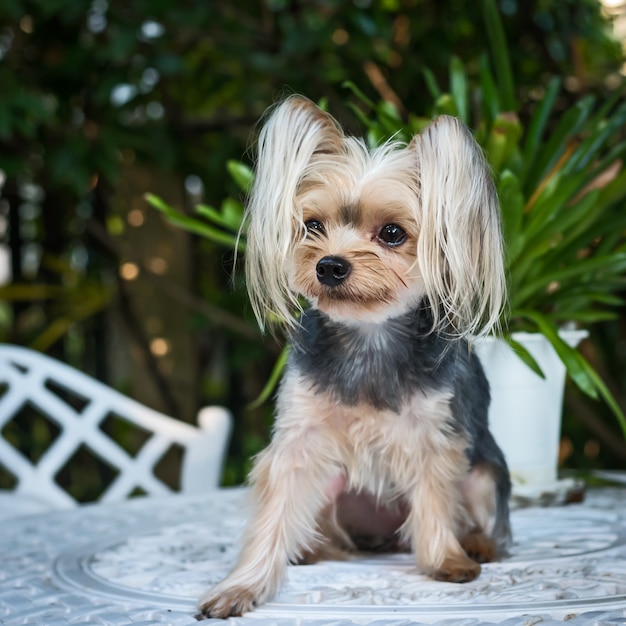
[0,345,232,508]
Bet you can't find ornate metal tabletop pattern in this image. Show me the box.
[1,488,626,625]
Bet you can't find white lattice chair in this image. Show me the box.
[0,344,232,519]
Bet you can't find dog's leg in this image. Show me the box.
[396,406,481,583]
[198,429,339,618]
[460,461,511,562]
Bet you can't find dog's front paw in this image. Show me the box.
[197,584,258,619]
[461,531,497,564]
[432,554,481,583]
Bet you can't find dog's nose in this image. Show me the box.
[316,256,351,286]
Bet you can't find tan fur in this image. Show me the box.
[291,198,421,322]
[200,373,490,617]
[198,96,508,618]
[243,95,505,335]
[461,463,500,536]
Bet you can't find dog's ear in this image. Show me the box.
[409,116,506,337]
[245,96,344,331]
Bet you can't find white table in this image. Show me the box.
[1,487,626,625]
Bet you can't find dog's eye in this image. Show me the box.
[378,224,407,247]
[305,219,325,236]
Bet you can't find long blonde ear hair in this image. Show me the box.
[410,116,506,337]
[244,96,344,331]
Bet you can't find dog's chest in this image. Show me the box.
[291,309,451,413]
[324,388,456,492]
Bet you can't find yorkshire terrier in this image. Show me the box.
[199,95,511,618]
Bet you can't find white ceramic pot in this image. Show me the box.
[474,330,588,497]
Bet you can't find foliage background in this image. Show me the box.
[0,0,625,496]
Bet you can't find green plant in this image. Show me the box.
[0,255,114,350]
[340,1,626,440]
[145,159,251,254]
[348,92,626,430]
[147,0,626,439]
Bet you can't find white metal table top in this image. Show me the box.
[1,487,626,626]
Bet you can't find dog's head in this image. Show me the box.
[244,96,505,336]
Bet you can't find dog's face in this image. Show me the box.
[244,96,505,337]
[289,147,424,323]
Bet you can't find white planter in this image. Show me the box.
[475,330,588,497]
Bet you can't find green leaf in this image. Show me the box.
[549,311,618,324]
[506,336,545,378]
[246,347,289,410]
[524,95,595,195]
[518,189,601,271]
[575,354,626,439]
[432,93,458,117]
[584,80,626,131]
[482,0,515,111]
[540,275,614,311]
[449,56,468,124]
[194,203,223,223]
[377,99,403,123]
[596,167,626,209]
[0,284,67,300]
[220,198,245,231]
[540,200,624,269]
[346,101,378,134]
[517,311,597,398]
[582,139,626,196]
[30,285,113,352]
[226,160,254,194]
[564,101,626,174]
[194,199,244,233]
[343,81,376,109]
[514,253,626,307]
[542,286,625,309]
[143,193,171,213]
[422,67,441,101]
[520,77,561,176]
[497,169,525,261]
[374,101,409,140]
[478,54,500,127]
[524,170,588,241]
[513,312,626,439]
[484,112,522,172]
[145,193,243,250]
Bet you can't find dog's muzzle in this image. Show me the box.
[316,256,351,287]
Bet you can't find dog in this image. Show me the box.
[198,95,512,618]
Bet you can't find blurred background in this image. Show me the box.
[1,0,625,497]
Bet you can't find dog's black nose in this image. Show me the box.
[316,256,351,286]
